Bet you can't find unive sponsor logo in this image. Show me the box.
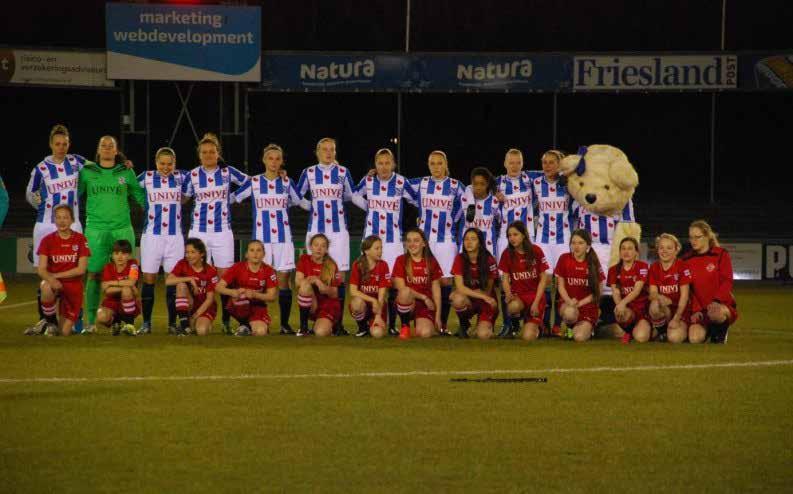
[659,284,680,294]
[566,277,590,287]
[147,191,181,203]
[539,199,568,212]
[90,184,124,195]
[313,187,343,200]
[456,59,532,86]
[368,198,400,212]
[421,197,453,210]
[502,192,532,210]
[511,269,538,281]
[574,56,738,89]
[255,196,288,209]
[471,217,493,230]
[195,188,227,202]
[51,253,78,264]
[46,177,78,195]
[300,59,375,85]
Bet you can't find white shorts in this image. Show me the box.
[429,240,456,278]
[188,229,235,269]
[306,230,350,272]
[536,242,569,274]
[141,233,184,274]
[592,242,613,296]
[33,221,83,267]
[263,241,295,272]
[381,241,403,273]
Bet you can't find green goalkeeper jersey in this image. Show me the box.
[79,161,145,230]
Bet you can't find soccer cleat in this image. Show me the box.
[44,323,60,336]
[111,323,122,336]
[355,328,370,337]
[564,327,574,340]
[334,326,350,336]
[551,325,562,337]
[387,326,400,337]
[399,324,411,340]
[137,322,152,335]
[437,327,452,337]
[456,327,469,339]
[621,331,632,344]
[222,324,233,335]
[167,325,178,335]
[234,325,252,337]
[280,325,295,335]
[24,319,48,336]
[83,324,96,335]
[296,327,313,337]
[496,324,512,339]
[121,324,137,336]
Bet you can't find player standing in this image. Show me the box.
[295,138,356,335]
[183,132,248,334]
[409,150,464,335]
[353,148,416,335]
[137,147,188,334]
[460,167,501,256]
[233,143,308,334]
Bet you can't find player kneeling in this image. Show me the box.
[554,230,605,342]
[295,234,343,337]
[166,238,219,336]
[608,237,651,343]
[215,240,278,336]
[647,234,691,343]
[498,223,551,341]
[392,229,443,338]
[349,236,391,338]
[96,240,141,336]
[33,204,90,336]
[451,228,499,339]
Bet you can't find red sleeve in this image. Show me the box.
[597,266,606,283]
[331,266,342,287]
[534,245,550,273]
[647,263,658,286]
[451,255,464,277]
[679,261,692,286]
[264,266,278,290]
[637,262,649,283]
[553,254,567,277]
[221,263,239,285]
[348,261,361,286]
[101,263,114,282]
[487,256,499,280]
[430,258,443,282]
[170,259,185,277]
[392,255,405,279]
[36,234,50,257]
[206,266,219,292]
[606,265,618,286]
[497,251,510,274]
[296,255,309,276]
[78,235,91,257]
[715,249,735,304]
[378,261,392,288]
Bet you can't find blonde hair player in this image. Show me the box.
[295,234,344,337]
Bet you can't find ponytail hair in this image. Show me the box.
[614,236,640,290]
[310,233,337,286]
[49,124,69,143]
[261,143,284,161]
[404,228,435,285]
[428,150,449,177]
[506,221,535,268]
[689,219,720,248]
[571,229,602,300]
[155,146,176,163]
[461,228,489,289]
[356,235,382,283]
[655,233,682,256]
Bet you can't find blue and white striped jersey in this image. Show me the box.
[532,174,574,245]
[296,163,356,234]
[26,154,86,224]
[353,172,416,243]
[410,176,464,244]
[184,165,248,234]
[234,174,308,244]
[460,185,501,255]
[495,171,536,239]
[138,170,188,236]
[574,199,636,245]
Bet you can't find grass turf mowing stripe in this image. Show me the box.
[0,300,37,310]
[1,358,791,384]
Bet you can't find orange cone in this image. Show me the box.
[399,324,411,340]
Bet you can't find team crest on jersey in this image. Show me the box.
[706,263,716,272]
[673,273,679,281]
[72,244,79,251]
[118,177,126,185]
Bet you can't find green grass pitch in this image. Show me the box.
[1,275,792,492]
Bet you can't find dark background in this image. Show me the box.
[2,0,792,238]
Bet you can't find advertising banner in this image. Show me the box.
[573,55,738,90]
[0,49,113,87]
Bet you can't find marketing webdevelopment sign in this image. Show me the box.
[105,3,261,81]
[572,55,738,90]
[259,53,570,92]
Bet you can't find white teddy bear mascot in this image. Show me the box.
[560,145,641,334]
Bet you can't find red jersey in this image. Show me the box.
[452,253,499,293]
[222,261,278,304]
[171,259,219,297]
[391,254,442,298]
[37,231,91,281]
[682,247,736,312]
[296,254,343,298]
[497,245,550,295]
[607,260,649,305]
[647,259,691,307]
[554,252,605,301]
[349,259,391,296]
[102,259,140,283]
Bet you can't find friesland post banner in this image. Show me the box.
[106,3,261,81]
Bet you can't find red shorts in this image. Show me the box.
[192,295,217,321]
[312,297,342,324]
[58,280,84,322]
[468,298,496,323]
[413,299,436,326]
[225,300,271,324]
[690,304,738,326]
[559,301,598,325]
[100,297,141,317]
[516,291,546,325]
[651,304,690,327]
[617,301,649,329]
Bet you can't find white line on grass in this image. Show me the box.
[0,300,37,310]
[1,359,792,385]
